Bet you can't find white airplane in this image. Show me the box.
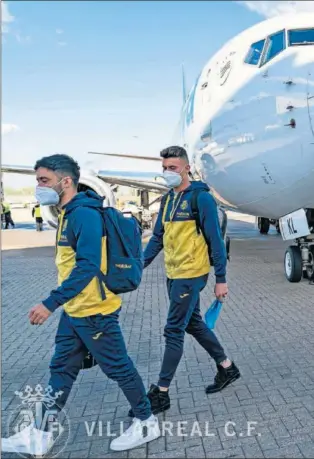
[2,12,314,283]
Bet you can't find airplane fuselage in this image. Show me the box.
[180,13,314,219]
[3,12,314,283]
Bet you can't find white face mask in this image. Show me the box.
[163,168,185,188]
[35,180,64,206]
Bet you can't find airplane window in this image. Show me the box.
[288,28,314,46]
[244,39,265,65]
[261,30,286,66]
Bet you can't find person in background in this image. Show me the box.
[2,201,15,229]
[32,202,43,231]
[1,204,5,229]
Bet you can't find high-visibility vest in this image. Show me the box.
[2,202,10,213]
[34,206,41,218]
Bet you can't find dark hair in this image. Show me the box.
[160,146,189,163]
[34,154,80,186]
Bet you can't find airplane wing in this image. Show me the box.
[97,170,167,192]
[1,164,167,193]
[88,151,162,162]
[88,151,166,191]
[1,165,36,175]
[1,163,239,215]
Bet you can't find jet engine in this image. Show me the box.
[40,173,116,229]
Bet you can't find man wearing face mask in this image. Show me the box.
[1,154,160,456]
[129,146,240,418]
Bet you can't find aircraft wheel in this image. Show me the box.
[284,246,302,282]
[258,217,270,234]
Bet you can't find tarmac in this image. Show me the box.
[2,210,314,458]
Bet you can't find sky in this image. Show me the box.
[2,0,314,188]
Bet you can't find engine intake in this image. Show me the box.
[40,174,116,229]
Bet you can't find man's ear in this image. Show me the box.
[63,176,73,189]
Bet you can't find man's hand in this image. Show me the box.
[29,304,52,325]
[214,283,228,302]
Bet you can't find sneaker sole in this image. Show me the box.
[1,439,53,456]
[1,439,21,453]
[205,372,241,394]
[110,430,161,451]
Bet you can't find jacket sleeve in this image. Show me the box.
[143,206,164,268]
[198,192,227,284]
[42,207,104,312]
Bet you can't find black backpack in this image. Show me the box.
[160,189,230,264]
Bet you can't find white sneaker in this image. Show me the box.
[1,424,54,456]
[110,414,160,451]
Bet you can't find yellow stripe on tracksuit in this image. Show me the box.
[143,182,227,284]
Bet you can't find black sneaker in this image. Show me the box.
[128,384,170,417]
[205,362,240,394]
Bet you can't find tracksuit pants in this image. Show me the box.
[158,274,227,388]
[47,308,151,421]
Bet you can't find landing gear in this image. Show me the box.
[258,217,270,234]
[257,217,281,235]
[284,242,314,283]
[304,245,314,280]
[280,208,314,283]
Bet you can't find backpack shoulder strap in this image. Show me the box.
[66,205,105,251]
[191,190,214,264]
[191,189,204,235]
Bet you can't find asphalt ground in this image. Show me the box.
[2,212,314,458]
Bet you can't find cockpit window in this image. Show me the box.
[244,39,265,65]
[288,28,314,46]
[261,30,286,66]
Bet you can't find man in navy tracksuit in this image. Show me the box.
[129,146,240,417]
[1,154,160,456]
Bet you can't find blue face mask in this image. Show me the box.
[163,168,185,188]
[35,180,64,206]
[35,187,60,206]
